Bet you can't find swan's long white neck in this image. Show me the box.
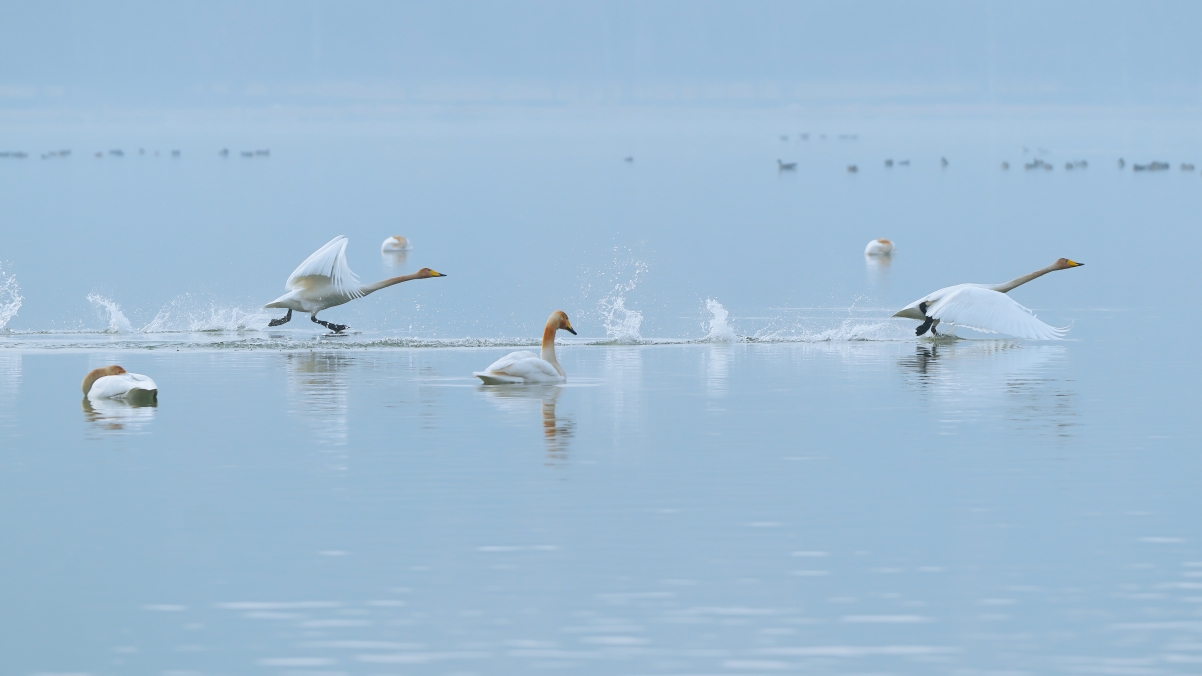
[989,263,1061,293]
[540,322,564,377]
[359,271,424,296]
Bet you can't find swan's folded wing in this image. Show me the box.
[285,236,362,298]
[482,351,540,373]
[478,356,562,383]
[88,373,158,400]
[928,286,1067,340]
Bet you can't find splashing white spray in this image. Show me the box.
[87,294,134,333]
[0,265,22,330]
[703,299,739,342]
[141,294,273,332]
[589,249,648,344]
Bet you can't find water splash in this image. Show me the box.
[702,299,739,342]
[600,295,644,343]
[142,295,273,332]
[0,265,22,330]
[87,294,133,333]
[586,248,648,344]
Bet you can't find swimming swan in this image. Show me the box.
[265,236,445,332]
[381,235,412,252]
[893,258,1083,339]
[864,239,894,255]
[82,365,158,402]
[474,311,577,384]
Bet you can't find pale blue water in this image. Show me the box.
[2,110,1201,674]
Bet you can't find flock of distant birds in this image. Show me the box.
[775,135,1198,174]
[0,148,268,159]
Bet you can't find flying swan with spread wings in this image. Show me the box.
[265,236,445,333]
[893,258,1083,339]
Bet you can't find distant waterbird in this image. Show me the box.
[941,157,949,167]
[474,311,577,384]
[864,239,894,256]
[1182,163,1195,171]
[894,258,1083,339]
[265,236,445,333]
[1001,161,1010,170]
[778,159,796,171]
[82,365,158,403]
[847,164,858,173]
[381,235,412,252]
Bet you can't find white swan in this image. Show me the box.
[894,258,1083,339]
[864,238,894,255]
[381,235,411,252]
[82,365,158,402]
[265,236,444,332]
[474,311,577,384]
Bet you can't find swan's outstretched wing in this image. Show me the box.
[928,285,1067,340]
[285,236,362,298]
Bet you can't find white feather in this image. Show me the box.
[88,372,158,400]
[285,235,362,299]
[927,285,1066,340]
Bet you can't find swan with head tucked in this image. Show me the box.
[474,311,577,384]
[381,235,412,252]
[894,258,1083,339]
[82,365,158,402]
[864,238,893,255]
[265,236,445,332]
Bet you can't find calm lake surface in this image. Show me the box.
[1,109,1201,674]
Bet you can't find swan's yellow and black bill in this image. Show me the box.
[1066,260,1083,267]
[565,323,577,335]
[430,270,446,276]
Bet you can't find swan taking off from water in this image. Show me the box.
[265,236,445,333]
[474,311,577,384]
[894,258,1083,339]
[381,235,412,252]
[82,365,158,402]
[864,239,894,255]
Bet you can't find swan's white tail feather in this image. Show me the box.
[474,372,525,385]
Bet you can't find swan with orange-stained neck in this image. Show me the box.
[82,365,158,402]
[265,236,445,333]
[474,311,577,384]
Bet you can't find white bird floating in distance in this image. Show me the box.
[381,235,411,252]
[864,238,894,255]
[265,235,445,333]
[893,258,1083,339]
[82,365,158,403]
[474,311,577,384]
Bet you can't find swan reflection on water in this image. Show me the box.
[898,340,1075,436]
[381,250,409,269]
[479,385,574,463]
[81,396,156,433]
[286,352,350,448]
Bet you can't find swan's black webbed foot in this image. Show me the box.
[268,309,292,327]
[930,325,939,336]
[311,314,349,333]
[915,302,934,336]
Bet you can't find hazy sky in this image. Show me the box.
[2,1,1200,109]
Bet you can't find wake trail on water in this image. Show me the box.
[0,265,22,331]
